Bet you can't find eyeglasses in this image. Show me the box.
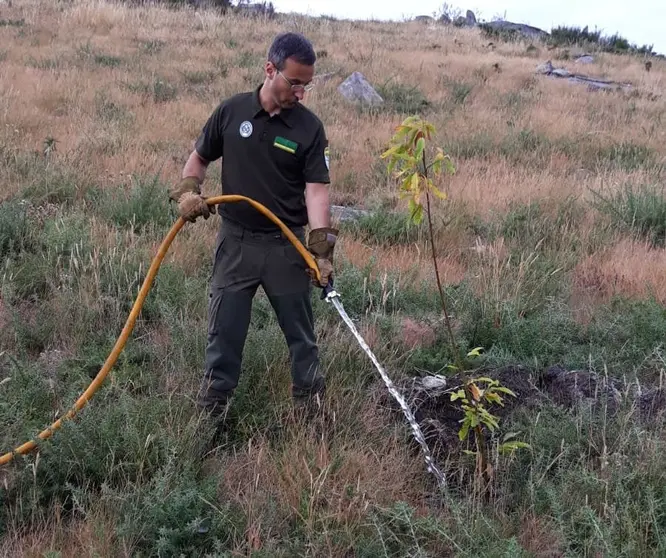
[277,70,315,92]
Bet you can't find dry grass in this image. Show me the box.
[2,1,666,554]
[214,401,430,554]
[573,237,666,306]
[341,236,467,287]
[0,507,119,558]
[1,0,664,207]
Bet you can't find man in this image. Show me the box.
[168,32,337,429]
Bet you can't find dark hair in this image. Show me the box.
[268,32,316,70]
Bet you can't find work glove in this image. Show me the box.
[168,177,216,223]
[307,227,338,288]
[177,191,215,222]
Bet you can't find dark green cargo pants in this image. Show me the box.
[196,219,325,417]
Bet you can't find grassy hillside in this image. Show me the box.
[1,1,665,556]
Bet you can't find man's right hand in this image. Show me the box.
[168,176,215,223]
[177,191,216,222]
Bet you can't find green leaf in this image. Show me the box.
[411,202,424,225]
[467,347,484,357]
[414,136,425,161]
[469,377,496,385]
[410,172,420,193]
[494,386,517,397]
[450,389,466,401]
[498,441,531,454]
[459,418,471,441]
[484,392,502,405]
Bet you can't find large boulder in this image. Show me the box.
[234,1,275,18]
[337,72,384,106]
[331,205,372,224]
[482,20,550,40]
[414,15,434,24]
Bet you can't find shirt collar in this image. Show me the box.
[251,84,294,128]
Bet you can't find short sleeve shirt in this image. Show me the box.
[194,85,330,231]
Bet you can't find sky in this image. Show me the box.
[271,0,666,55]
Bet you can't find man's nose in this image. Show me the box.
[294,89,304,100]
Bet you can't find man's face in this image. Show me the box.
[266,57,314,109]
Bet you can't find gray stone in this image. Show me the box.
[234,2,275,18]
[535,60,632,92]
[438,14,451,24]
[421,375,447,391]
[575,54,595,64]
[414,15,434,23]
[552,68,572,77]
[337,72,383,106]
[331,205,372,224]
[482,20,550,40]
[536,60,554,74]
[466,10,477,26]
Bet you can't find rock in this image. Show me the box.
[414,15,434,23]
[331,205,372,223]
[466,10,477,26]
[482,20,549,40]
[575,54,595,64]
[453,16,468,27]
[438,14,451,24]
[535,60,632,92]
[337,72,384,106]
[235,1,275,18]
[421,375,447,391]
[552,68,572,77]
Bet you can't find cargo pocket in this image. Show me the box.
[207,288,224,336]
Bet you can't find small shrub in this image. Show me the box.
[89,174,177,233]
[0,200,30,257]
[549,25,602,47]
[589,183,666,246]
[376,81,430,114]
[152,77,178,103]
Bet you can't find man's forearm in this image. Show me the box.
[305,182,331,229]
[182,150,210,184]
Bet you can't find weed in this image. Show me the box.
[590,183,666,246]
[376,81,430,114]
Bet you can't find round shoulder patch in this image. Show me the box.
[239,120,253,138]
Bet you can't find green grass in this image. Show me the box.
[590,183,666,247]
[2,150,666,556]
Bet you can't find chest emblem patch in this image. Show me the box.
[239,121,253,138]
[273,135,298,154]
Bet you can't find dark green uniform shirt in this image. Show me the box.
[194,85,330,231]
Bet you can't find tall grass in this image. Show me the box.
[1,0,665,555]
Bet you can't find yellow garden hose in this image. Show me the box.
[0,195,322,466]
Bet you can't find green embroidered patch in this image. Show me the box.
[273,136,298,154]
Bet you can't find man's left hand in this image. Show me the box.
[307,227,338,288]
[309,256,333,288]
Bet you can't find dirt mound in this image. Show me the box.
[375,364,666,460]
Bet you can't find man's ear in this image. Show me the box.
[264,61,276,79]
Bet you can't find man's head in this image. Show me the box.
[263,32,316,110]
